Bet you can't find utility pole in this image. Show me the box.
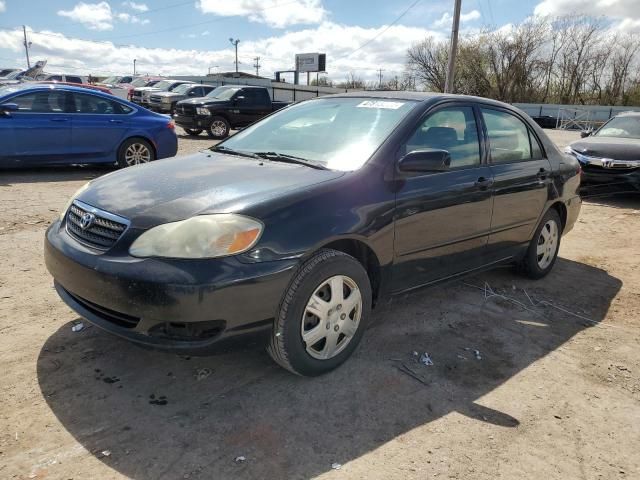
[378,68,385,89]
[133,59,137,75]
[253,56,261,76]
[229,38,240,73]
[22,25,31,69]
[444,0,462,93]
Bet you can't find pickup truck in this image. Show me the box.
[148,84,217,114]
[173,85,289,138]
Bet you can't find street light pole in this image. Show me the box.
[208,65,219,75]
[229,38,240,73]
[22,25,31,69]
[444,0,462,93]
[133,58,136,75]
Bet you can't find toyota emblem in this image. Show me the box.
[80,212,96,230]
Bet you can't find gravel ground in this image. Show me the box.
[0,129,639,480]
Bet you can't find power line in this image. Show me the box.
[337,0,422,60]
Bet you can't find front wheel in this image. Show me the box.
[518,208,562,279]
[117,138,155,168]
[267,249,372,376]
[184,128,203,136]
[206,116,231,139]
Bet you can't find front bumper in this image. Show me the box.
[148,102,173,113]
[581,165,640,188]
[45,221,298,352]
[174,114,212,130]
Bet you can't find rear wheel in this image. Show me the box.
[206,116,231,139]
[117,138,155,168]
[184,128,203,136]
[267,249,372,376]
[518,208,562,279]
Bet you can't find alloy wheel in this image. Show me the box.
[536,219,559,269]
[210,120,227,137]
[301,275,362,360]
[124,143,152,166]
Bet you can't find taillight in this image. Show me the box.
[167,119,175,130]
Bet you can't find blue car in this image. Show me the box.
[0,84,178,168]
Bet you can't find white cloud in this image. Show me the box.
[534,0,640,32]
[0,22,444,81]
[116,12,150,25]
[58,2,114,31]
[433,9,481,29]
[197,0,326,28]
[122,1,148,12]
[0,1,6,13]
[201,31,211,36]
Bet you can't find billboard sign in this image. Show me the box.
[295,53,326,72]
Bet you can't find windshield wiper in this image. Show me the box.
[210,145,260,159]
[252,152,328,170]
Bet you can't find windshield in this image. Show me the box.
[216,97,417,171]
[4,71,22,79]
[171,83,192,94]
[595,116,640,139]
[101,76,121,84]
[206,86,240,100]
[152,80,173,90]
[130,77,150,87]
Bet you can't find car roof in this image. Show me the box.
[615,111,640,117]
[1,83,120,100]
[325,90,514,106]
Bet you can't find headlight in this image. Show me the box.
[563,146,575,155]
[59,182,91,221]
[162,97,172,103]
[129,214,263,259]
[196,107,211,116]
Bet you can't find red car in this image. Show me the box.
[36,81,113,95]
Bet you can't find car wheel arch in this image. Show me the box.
[549,201,567,231]
[306,237,382,306]
[119,135,157,159]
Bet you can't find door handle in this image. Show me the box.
[109,119,123,124]
[474,176,494,190]
[49,118,68,122]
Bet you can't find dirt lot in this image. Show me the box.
[1,128,639,480]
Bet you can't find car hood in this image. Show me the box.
[76,151,344,228]
[177,97,227,106]
[569,136,640,160]
[153,91,182,98]
[134,86,161,93]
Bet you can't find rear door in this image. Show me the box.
[392,103,494,292]
[69,92,132,163]
[479,107,552,256]
[1,90,72,166]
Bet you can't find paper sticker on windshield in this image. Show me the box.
[357,100,405,110]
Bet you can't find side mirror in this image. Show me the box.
[580,130,592,138]
[0,103,19,113]
[234,95,246,103]
[399,149,451,173]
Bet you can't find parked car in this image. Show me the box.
[0,70,35,86]
[565,112,640,189]
[0,84,177,168]
[39,74,87,84]
[148,84,217,114]
[45,92,581,376]
[96,75,135,89]
[0,68,19,77]
[125,76,164,101]
[174,85,289,138]
[131,79,194,107]
[36,81,113,95]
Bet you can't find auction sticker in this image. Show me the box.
[357,100,405,109]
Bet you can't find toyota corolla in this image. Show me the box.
[45,92,582,376]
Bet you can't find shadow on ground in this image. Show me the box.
[0,166,111,186]
[37,258,621,479]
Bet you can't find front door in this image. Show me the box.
[479,107,552,256]
[5,90,72,166]
[392,104,494,293]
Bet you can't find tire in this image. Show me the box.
[117,138,155,168]
[206,116,231,139]
[267,249,372,376]
[184,128,203,136]
[518,208,562,279]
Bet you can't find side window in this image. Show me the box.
[72,93,132,114]
[11,91,68,113]
[48,75,63,81]
[236,89,253,103]
[404,106,481,168]
[120,76,133,84]
[66,76,83,84]
[530,131,544,159]
[203,86,215,95]
[481,108,532,163]
[188,87,202,97]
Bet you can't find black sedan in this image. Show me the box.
[45,92,582,376]
[565,112,640,189]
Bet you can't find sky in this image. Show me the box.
[0,0,638,82]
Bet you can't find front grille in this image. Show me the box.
[178,104,195,115]
[66,201,129,250]
[66,289,140,329]
[149,95,163,103]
